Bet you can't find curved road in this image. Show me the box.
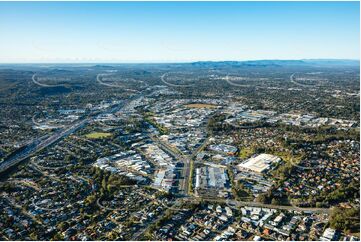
[160,73,194,87]
[31,74,64,88]
[96,73,139,93]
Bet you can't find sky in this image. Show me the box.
[0,1,359,63]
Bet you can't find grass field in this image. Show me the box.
[184,103,217,109]
[238,147,254,159]
[85,132,112,139]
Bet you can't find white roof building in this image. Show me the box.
[237,154,281,173]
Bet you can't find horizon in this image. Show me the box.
[0,58,359,65]
[0,1,359,63]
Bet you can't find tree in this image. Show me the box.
[256,194,270,204]
[84,194,97,206]
[329,207,360,233]
[57,221,69,232]
[271,198,280,205]
[29,232,38,240]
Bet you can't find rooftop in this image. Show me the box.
[238,154,281,173]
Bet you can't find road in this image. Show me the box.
[181,107,223,195]
[225,75,251,88]
[183,136,211,195]
[0,77,145,174]
[96,73,139,93]
[149,134,198,195]
[148,105,216,196]
[0,118,88,174]
[122,103,330,216]
[131,193,331,240]
[189,197,331,214]
[149,134,211,195]
[31,74,62,88]
[148,135,188,194]
[290,72,312,87]
[160,73,193,87]
[131,198,184,240]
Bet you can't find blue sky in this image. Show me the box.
[0,1,359,62]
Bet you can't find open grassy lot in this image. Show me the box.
[184,103,217,109]
[85,132,112,139]
[238,147,255,159]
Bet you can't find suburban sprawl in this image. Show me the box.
[0,60,359,241]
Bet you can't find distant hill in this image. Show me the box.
[301,59,360,66]
[92,64,116,69]
[190,59,359,67]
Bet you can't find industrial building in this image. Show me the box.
[195,166,230,197]
[237,154,281,173]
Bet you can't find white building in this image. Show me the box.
[237,154,281,173]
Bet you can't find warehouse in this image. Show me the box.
[237,154,281,173]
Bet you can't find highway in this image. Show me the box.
[32,73,63,88]
[225,75,251,88]
[160,73,194,87]
[0,78,145,174]
[0,118,89,174]
[290,72,312,87]
[96,73,139,93]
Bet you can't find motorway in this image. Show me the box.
[96,73,139,93]
[160,73,194,87]
[0,77,144,174]
[32,73,64,88]
[290,72,313,87]
[0,119,88,174]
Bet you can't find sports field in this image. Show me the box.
[85,132,112,139]
[184,103,217,109]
